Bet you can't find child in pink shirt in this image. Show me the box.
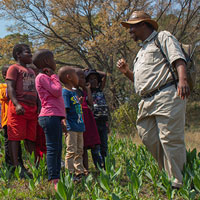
[33,49,65,190]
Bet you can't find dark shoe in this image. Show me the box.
[76,173,85,179]
[20,167,33,179]
[172,186,180,190]
[69,173,78,182]
[73,173,85,182]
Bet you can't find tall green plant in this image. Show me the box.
[111,102,137,135]
[55,172,76,200]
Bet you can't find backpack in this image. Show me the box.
[180,43,197,91]
[155,35,197,91]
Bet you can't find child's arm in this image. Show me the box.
[97,70,107,90]
[85,82,93,107]
[61,118,68,135]
[62,91,71,135]
[39,69,62,97]
[6,80,25,115]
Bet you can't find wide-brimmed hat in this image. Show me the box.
[121,11,158,30]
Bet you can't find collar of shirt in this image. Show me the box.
[138,30,158,47]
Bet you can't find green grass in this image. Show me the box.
[0,131,200,200]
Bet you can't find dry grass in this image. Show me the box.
[115,100,200,153]
[185,130,200,153]
[115,130,200,153]
[185,101,200,132]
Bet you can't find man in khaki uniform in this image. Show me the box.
[117,11,190,188]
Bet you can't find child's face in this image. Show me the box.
[70,70,79,87]
[77,71,86,88]
[88,74,99,88]
[18,47,32,64]
[48,55,56,71]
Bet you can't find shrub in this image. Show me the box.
[111,101,138,136]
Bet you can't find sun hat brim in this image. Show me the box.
[121,18,158,30]
[84,69,101,82]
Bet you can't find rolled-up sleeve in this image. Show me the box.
[158,31,186,65]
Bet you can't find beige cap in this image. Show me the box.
[121,11,158,30]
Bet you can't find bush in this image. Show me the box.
[111,101,138,136]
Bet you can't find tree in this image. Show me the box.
[0,0,199,107]
[0,33,32,81]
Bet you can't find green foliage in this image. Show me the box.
[0,0,199,109]
[55,172,75,200]
[111,95,140,136]
[0,130,200,199]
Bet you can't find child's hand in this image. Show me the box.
[79,96,83,104]
[106,121,110,134]
[15,104,25,115]
[43,68,54,77]
[61,119,68,135]
[85,82,91,90]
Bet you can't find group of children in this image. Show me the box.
[0,43,109,190]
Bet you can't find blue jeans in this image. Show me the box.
[95,120,108,164]
[38,116,63,181]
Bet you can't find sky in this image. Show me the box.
[0,19,13,38]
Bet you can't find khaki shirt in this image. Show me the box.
[133,31,186,96]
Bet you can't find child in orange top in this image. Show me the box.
[0,65,24,167]
[0,105,1,130]
[0,65,10,163]
[0,80,8,129]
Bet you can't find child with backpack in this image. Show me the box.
[75,68,103,170]
[84,69,109,166]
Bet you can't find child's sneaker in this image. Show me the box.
[51,179,59,191]
[61,160,65,169]
[69,173,78,182]
[73,176,80,182]
[84,169,89,176]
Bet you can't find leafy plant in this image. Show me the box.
[111,102,137,136]
[159,170,176,200]
[55,172,75,200]
[126,166,142,200]
[0,163,14,183]
[145,164,161,199]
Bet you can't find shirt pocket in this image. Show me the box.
[144,46,163,65]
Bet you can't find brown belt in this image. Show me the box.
[142,81,175,99]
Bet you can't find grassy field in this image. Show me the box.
[0,102,200,200]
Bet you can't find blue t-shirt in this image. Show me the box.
[62,88,85,132]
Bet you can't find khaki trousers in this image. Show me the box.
[65,131,84,175]
[137,85,186,188]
